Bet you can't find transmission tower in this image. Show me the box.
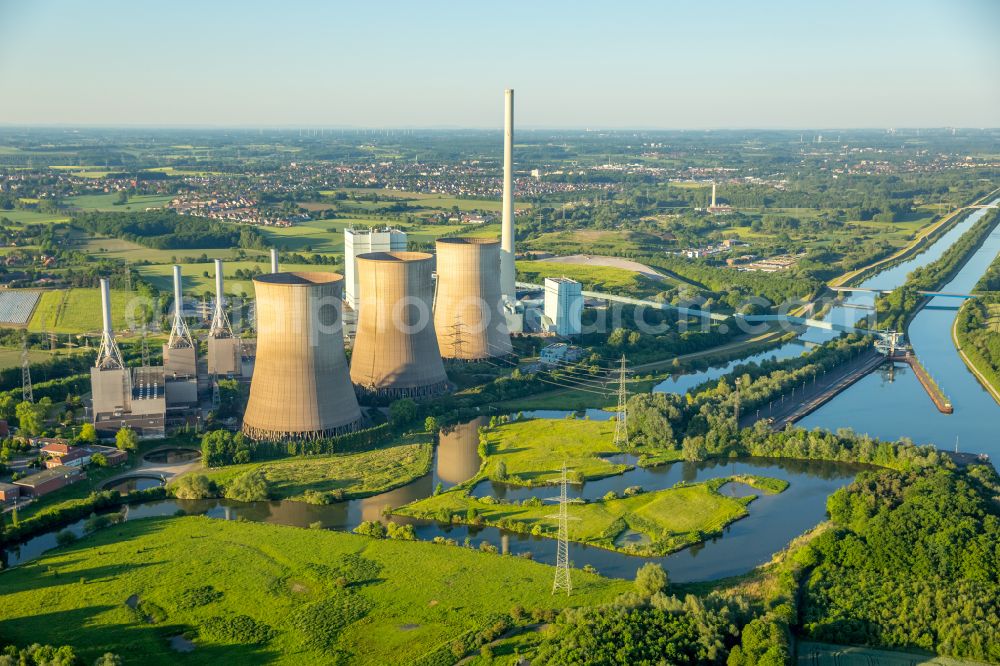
[612,355,629,449]
[451,314,465,359]
[546,465,579,596]
[21,334,33,404]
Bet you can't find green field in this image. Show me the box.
[0,516,628,665]
[135,261,334,295]
[0,347,78,369]
[0,208,71,225]
[67,193,175,212]
[397,475,782,555]
[185,438,433,502]
[319,188,530,213]
[478,418,626,485]
[516,260,663,296]
[28,288,136,334]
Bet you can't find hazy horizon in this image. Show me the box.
[1,0,998,129]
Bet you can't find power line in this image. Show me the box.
[613,355,629,449]
[546,465,579,596]
[21,333,33,404]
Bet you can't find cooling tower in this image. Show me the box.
[433,238,513,359]
[350,252,448,399]
[242,272,362,440]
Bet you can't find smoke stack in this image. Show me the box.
[95,278,123,370]
[500,88,516,304]
[270,249,279,273]
[210,259,231,337]
[100,278,113,339]
[167,265,193,349]
[711,181,716,208]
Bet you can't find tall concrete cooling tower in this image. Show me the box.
[242,272,362,440]
[433,238,513,360]
[350,251,448,399]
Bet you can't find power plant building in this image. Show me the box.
[242,272,362,441]
[543,277,583,336]
[162,265,198,411]
[433,238,512,360]
[350,251,448,399]
[90,279,165,438]
[343,228,407,310]
[207,259,241,377]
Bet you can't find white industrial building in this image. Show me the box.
[343,228,407,310]
[543,277,583,336]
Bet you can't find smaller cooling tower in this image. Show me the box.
[350,252,448,399]
[433,238,513,360]
[242,272,362,441]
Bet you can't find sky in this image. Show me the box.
[0,0,998,129]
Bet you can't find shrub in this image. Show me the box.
[173,585,223,610]
[55,529,77,547]
[223,469,271,502]
[200,614,275,645]
[289,593,372,653]
[173,475,217,500]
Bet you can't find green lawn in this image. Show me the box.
[67,193,174,212]
[0,516,628,665]
[185,438,433,502]
[516,260,663,297]
[28,288,136,334]
[479,418,626,485]
[0,347,80,370]
[0,208,71,225]
[396,475,784,556]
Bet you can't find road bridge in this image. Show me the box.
[830,286,977,299]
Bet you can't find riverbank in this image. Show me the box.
[952,303,1000,406]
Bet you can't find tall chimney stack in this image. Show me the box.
[167,265,193,349]
[95,278,123,370]
[499,88,516,304]
[711,181,717,208]
[270,249,279,273]
[210,259,231,337]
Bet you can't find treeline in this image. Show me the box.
[201,424,391,467]
[801,465,1000,661]
[976,253,1000,291]
[878,208,1000,330]
[73,210,266,250]
[626,334,874,456]
[0,352,95,393]
[954,295,1000,398]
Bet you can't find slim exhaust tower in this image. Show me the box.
[270,249,279,273]
[243,272,362,440]
[95,278,123,370]
[167,265,193,349]
[208,259,241,376]
[433,238,512,360]
[711,181,717,208]
[500,88,516,304]
[350,252,448,399]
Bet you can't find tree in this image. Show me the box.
[389,398,417,425]
[93,653,123,666]
[15,398,50,436]
[174,474,217,499]
[424,416,439,433]
[115,426,138,452]
[634,562,669,598]
[90,452,108,467]
[224,469,270,502]
[78,422,98,444]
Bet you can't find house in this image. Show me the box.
[540,343,586,366]
[12,465,84,498]
[39,440,91,468]
[85,445,128,467]
[0,482,20,505]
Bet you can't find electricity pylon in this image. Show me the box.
[612,355,628,449]
[546,465,579,596]
[21,334,33,404]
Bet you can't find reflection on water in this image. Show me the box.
[102,476,165,494]
[143,448,201,464]
[436,417,486,487]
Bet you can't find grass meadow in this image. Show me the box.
[0,516,628,665]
